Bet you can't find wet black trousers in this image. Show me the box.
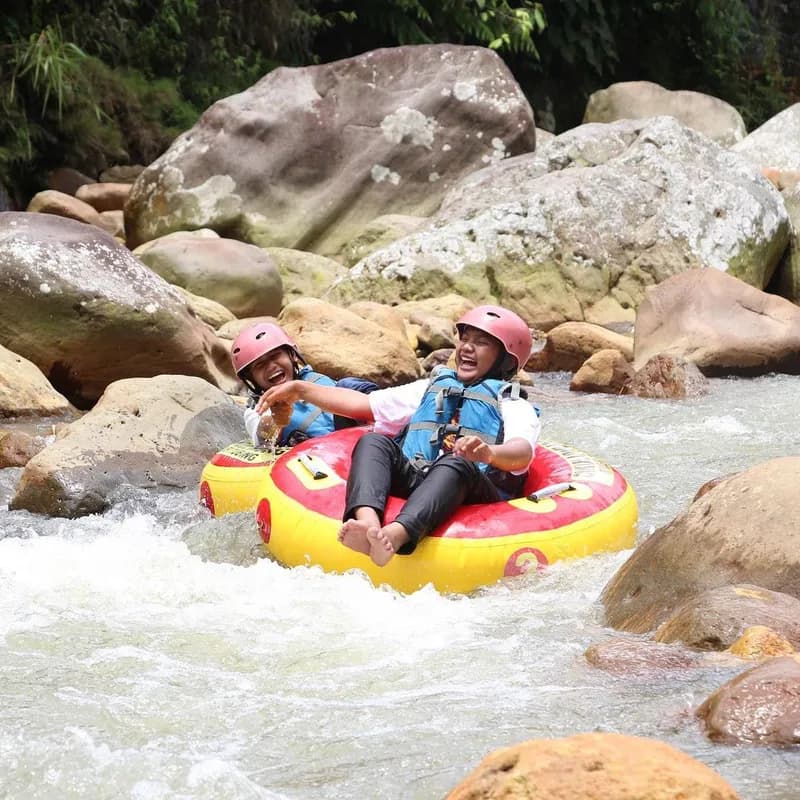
[343,432,502,554]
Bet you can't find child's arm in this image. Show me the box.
[452,436,532,472]
[260,380,375,422]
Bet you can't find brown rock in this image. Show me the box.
[697,655,800,745]
[26,190,103,228]
[10,375,244,517]
[692,473,737,502]
[570,349,633,394]
[0,430,46,467]
[727,626,795,660]
[279,298,420,386]
[0,344,72,417]
[75,182,132,212]
[545,321,634,372]
[655,584,800,651]
[628,354,710,398]
[348,301,408,343]
[446,732,739,799]
[585,637,700,675]
[134,234,282,319]
[601,458,800,633]
[633,269,800,376]
[0,213,237,407]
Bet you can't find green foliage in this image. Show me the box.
[315,0,546,59]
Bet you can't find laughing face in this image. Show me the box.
[248,347,297,390]
[455,325,503,383]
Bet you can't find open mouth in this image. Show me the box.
[458,356,477,370]
[265,368,287,386]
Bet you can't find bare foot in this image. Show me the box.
[337,519,373,556]
[366,523,410,567]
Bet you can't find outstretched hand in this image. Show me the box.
[452,435,493,465]
[256,381,302,415]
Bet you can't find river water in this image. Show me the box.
[2,373,799,799]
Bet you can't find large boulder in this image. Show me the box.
[633,269,800,375]
[584,81,746,146]
[0,213,237,407]
[445,733,739,800]
[125,45,536,254]
[776,182,800,303]
[10,375,243,517]
[601,458,800,633]
[134,233,282,317]
[278,298,420,386]
[732,103,800,171]
[332,117,789,329]
[262,247,346,304]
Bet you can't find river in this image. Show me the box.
[2,373,799,799]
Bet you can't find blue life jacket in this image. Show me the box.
[400,367,515,474]
[248,365,337,446]
[281,366,337,445]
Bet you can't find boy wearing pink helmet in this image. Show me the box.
[231,322,374,447]
[261,305,540,566]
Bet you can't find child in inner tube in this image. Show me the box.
[231,322,376,448]
[261,305,541,566]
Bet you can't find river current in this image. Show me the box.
[2,373,799,799]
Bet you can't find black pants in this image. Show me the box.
[343,432,503,554]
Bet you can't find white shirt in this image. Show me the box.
[368,379,541,474]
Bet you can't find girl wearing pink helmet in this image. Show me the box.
[261,305,540,566]
[231,322,375,447]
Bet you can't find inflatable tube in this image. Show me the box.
[251,427,638,594]
[199,441,284,517]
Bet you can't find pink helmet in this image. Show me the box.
[456,305,532,378]
[230,322,302,378]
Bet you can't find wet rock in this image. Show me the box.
[627,354,709,398]
[584,637,700,675]
[0,430,46,467]
[601,458,800,633]
[727,626,795,660]
[692,473,737,502]
[10,375,243,517]
[697,655,800,746]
